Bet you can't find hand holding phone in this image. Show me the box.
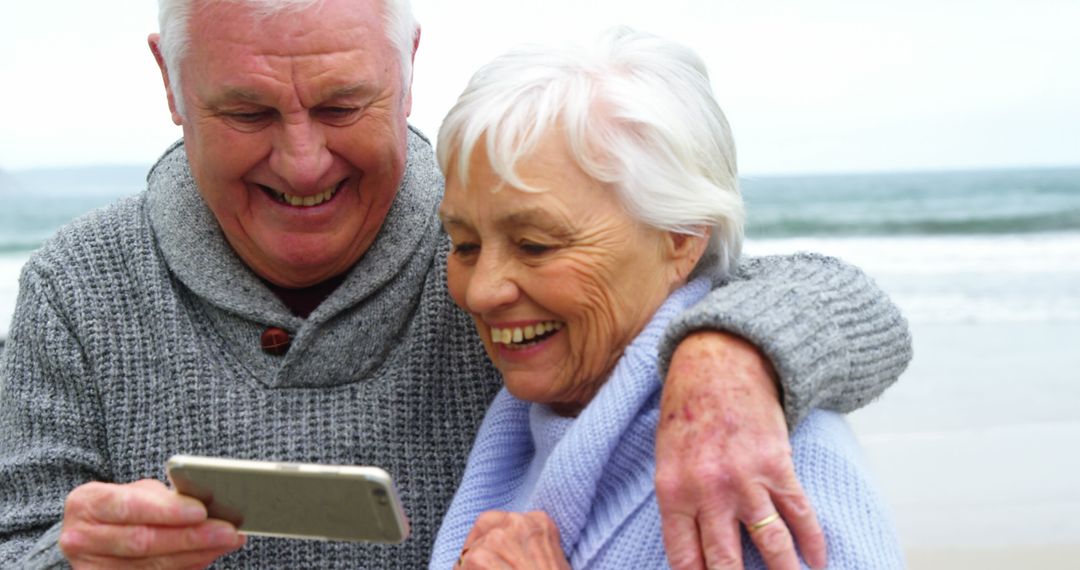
[59,479,245,568]
[166,455,410,543]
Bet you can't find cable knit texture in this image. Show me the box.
[0,128,910,568]
[659,255,912,428]
[431,279,905,569]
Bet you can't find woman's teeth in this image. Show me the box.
[490,321,563,345]
[266,184,340,207]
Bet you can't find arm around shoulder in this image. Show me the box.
[660,252,912,427]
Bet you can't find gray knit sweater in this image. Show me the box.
[0,128,910,568]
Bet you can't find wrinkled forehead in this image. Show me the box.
[186,0,389,50]
[182,0,400,91]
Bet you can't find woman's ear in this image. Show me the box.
[665,228,710,283]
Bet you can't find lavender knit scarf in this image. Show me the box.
[430,279,710,568]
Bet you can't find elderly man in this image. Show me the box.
[0,0,910,568]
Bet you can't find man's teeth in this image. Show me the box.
[273,185,339,207]
[490,321,563,345]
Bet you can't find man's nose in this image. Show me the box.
[269,115,333,192]
[465,251,520,314]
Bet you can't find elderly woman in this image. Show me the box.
[430,28,904,569]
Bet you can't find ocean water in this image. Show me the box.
[737,167,1080,326]
[0,166,149,338]
[742,168,1080,237]
[0,165,148,255]
[2,166,1079,337]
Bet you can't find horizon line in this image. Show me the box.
[3,161,1080,180]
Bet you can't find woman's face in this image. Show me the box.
[440,131,691,414]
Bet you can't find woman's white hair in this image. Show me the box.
[156,0,417,117]
[437,27,744,278]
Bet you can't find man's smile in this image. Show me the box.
[257,179,347,208]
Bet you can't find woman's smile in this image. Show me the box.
[489,320,564,348]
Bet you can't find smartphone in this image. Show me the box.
[166,454,409,543]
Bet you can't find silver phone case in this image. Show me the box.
[166,454,410,543]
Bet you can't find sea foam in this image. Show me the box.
[747,232,1080,324]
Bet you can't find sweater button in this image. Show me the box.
[260,327,291,356]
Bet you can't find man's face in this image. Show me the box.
[155,0,414,287]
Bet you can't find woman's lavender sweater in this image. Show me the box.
[432,280,905,569]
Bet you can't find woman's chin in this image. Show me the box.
[501,374,557,404]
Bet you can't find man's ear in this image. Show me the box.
[148,34,183,126]
[403,25,421,118]
[665,229,710,283]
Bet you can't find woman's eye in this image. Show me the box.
[519,242,551,256]
[452,242,480,256]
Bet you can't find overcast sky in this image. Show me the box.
[2,0,1078,175]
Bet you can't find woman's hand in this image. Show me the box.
[657,332,827,570]
[455,511,571,570]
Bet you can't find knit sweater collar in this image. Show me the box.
[145,127,441,328]
[144,127,444,387]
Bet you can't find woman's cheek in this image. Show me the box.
[445,260,469,311]
[566,268,626,379]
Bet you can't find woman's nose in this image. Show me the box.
[465,253,520,314]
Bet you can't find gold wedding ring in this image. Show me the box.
[457,547,469,567]
[747,512,781,533]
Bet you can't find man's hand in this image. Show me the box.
[657,332,827,570]
[455,511,571,570]
[59,479,245,569]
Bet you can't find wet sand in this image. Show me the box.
[907,544,1080,569]
[848,321,1080,568]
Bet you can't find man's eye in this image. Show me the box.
[226,111,274,124]
[317,107,360,123]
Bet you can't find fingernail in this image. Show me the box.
[58,529,84,551]
[210,526,238,546]
[182,504,207,521]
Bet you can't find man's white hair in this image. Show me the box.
[437,27,744,278]
[156,0,417,117]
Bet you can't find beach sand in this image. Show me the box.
[849,321,1080,568]
[906,544,1080,570]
